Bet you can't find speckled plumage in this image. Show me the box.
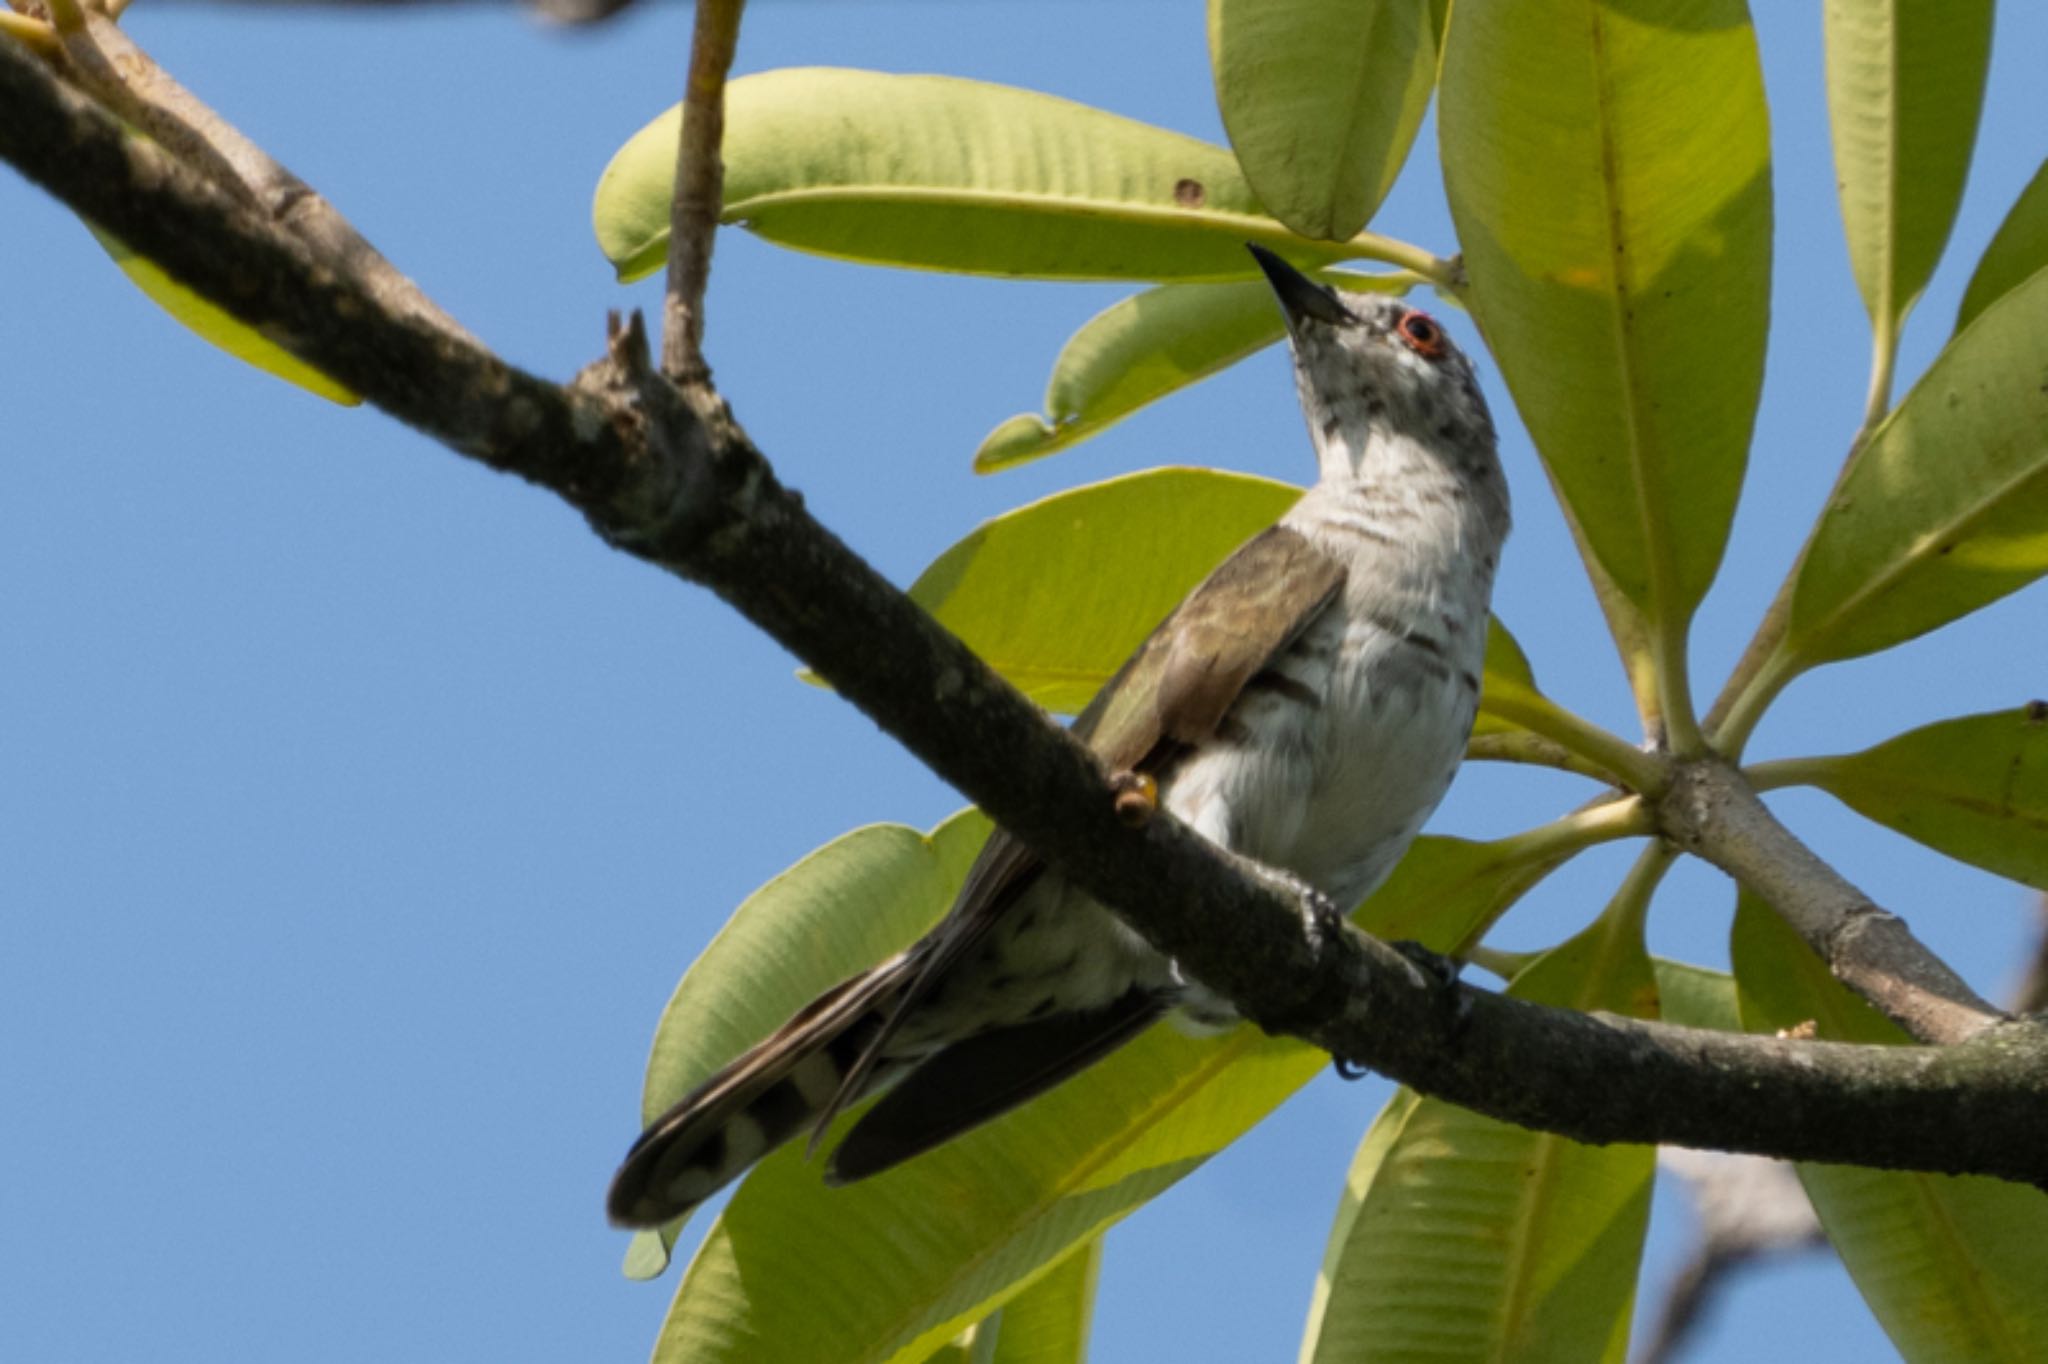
[606,251,1509,1229]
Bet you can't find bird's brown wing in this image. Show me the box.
[810,525,1346,1147]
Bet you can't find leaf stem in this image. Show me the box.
[1599,839,1676,939]
[1493,794,1654,865]
[1741,754,1834,793]
[1480,692,1668,795]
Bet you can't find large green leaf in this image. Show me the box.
[910,468,1546,742]
[1208,0,1437,241]
[1774,707,2048,891]
[975,282,1291,473]
[973,272,1408,473]
[596,68,1371,284]
[1437,0,1771,627]
[624,810,993,1277]
[909,468,1301,714]
[89,225,357,406]
[1733,895,2048,1363]
[1300,914,1656,1363]
[983,1238,1099,1364]
[1957,157,2048,333]
[1651,958,1742,1033]
[1779,265,2048,669]
[647,833,1567,1363]
[1823,0,1993,341]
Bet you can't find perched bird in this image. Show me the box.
[607,246,1511,1228]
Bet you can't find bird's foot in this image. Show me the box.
[1388,939,1472,1035]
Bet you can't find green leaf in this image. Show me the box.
[909,468,1542,739]
[596,68,1364,284]
[1823,0,1993,339]
[983,1239,1100,1364]
[1208,0,1438,241]
[1733,894,2048,1364]
[1469,615,1545,740]
[647,834,1562,1363]
[1784,707,2048,890]
[89,226,357,406]
[1957,157,2048,333]
[1437,0,1771,626]
[909,468,1303,714]
[1301,915,1655,1364]
[973,272,1410,473]
[1358,831,1568,954]
[623,809,993,1277]
[1651,958,1742,1033]
[1779,265,2048,669]
[975,282,1290,472]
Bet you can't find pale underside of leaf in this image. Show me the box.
[973,271,1412,473]
[595,69,1384,285]
[1209,0,1437,241]
[1823,0,1993,336]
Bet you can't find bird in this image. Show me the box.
[606,245,1511,1229]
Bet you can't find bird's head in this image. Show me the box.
[1250,245,1499,493]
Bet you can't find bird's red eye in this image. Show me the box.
[1397,310,1447,359]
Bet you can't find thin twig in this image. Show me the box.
[663,0,745,384]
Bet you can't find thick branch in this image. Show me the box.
[5,37,2047,1189]
[1660,759,2005,1044]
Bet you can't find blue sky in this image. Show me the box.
[4,3,2043,1360]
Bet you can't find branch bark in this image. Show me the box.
[4,34,2045,1189]
[1660,760,2005,1044]
[661,0,743,383]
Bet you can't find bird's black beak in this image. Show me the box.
[1249,244,1352,328]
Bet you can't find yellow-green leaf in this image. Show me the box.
[910,469,1303,713]
[1957,157,2048,333]
[90,226,357,406]
[983,1239,1099,1364]
[910,468,1542,738]
[1733,894,2048,1364]
[1301,914,1655,1363]
[976,283,1290,472]
[1777,707,2048,890]
[1823,0,1993,339]
[623,809,993,1277]
[1357,830,1567,954]
[596,68,1362,284]
[1437,0,1771,626]
[647,833,1569,1363]
[973,273,1408,473]
[1780,265,2048,669]
[1652,958,1741,1033]
[1208,0,1438,241]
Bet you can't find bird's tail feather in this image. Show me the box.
[605,953,909,1228]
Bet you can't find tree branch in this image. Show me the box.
[5,34,2045,1189]
[1659,760,2006,1044]
[662,0,743,383]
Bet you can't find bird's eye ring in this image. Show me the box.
[1397,310,1447,359]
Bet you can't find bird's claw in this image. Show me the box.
[1389,939,1473,1035]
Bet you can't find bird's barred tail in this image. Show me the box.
[605,955,909,1228]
